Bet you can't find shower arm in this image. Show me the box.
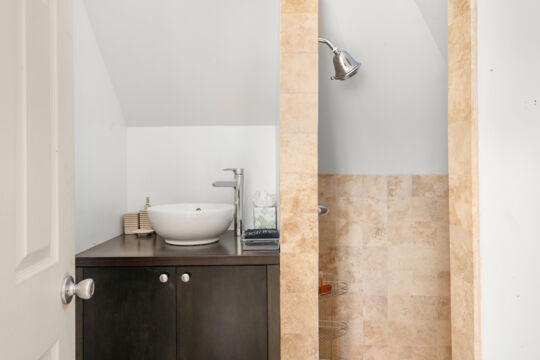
[318,37,339,54]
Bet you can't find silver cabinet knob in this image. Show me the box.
[61,275,95,304]
[180,273,190,283]
[159,273,169,283]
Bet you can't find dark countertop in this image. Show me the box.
[76,231,280,267]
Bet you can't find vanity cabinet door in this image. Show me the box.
[82,267,176,360]
[177,266,268,360]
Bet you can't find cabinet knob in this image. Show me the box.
[180,273,191,283]
[159,274,169,283]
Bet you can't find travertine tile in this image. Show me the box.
[280,13,317,53]
[319,175,451,356]
[412,175,449,198]
[363,320,389,345]
[337,175,363,198]
[363,296,388,320]
[318,244,336,270]
[332,295,364,321]
[413,221,440,246]
[281,0,318,13]
[388,296,440,321]
[281,291,318,334]
[387,198,412,223]
[387,221,438,246]
[410,346,438,360]
[436,320,452,346]
[280,53,318,93]
[361,245,388,271]
[448,121,473,177]
[450,276,474,336]
[448,12,472,74]
[363,176,388,199]
[449,175,473,228]
[332,330,366,359]
[280,133,317,174]
[388,270,443,297]
[388,244,448,272]
[451,326,475,360]
[411,197,448,223]
[449,224,474,283]
[281,253,318,293]
[437,271,451,296]
[281,333,318,360]
[336,220,364,247]
[448,68,473,124]
[438,346,452,360]
[362,222,388,247]
[437,297,451,320]
[336,197,364,220]
[447,1,479,358]
[281,213,318,253]
[388,321,437,346]
[280,93,318,134]
[319,220,336,246]
[363,345,412,360]
[338,175,387,199]
[362,270,389,296]
[362,197,388,223]
[318,174,337,199]
[387,175,412,199]
[280,172,317,214]
[449,0,471,25]
[280,0,318,357]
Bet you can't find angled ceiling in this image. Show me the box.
[83,0,280,126]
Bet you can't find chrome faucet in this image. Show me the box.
[212,168,244,237]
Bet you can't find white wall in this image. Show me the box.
[478,1,540,358]
[126,126,276,229]
[74,0,127,253]
[82,0,280,127]
[318,0,448,175]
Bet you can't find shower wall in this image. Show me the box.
[317,0,449,358]
[319,175,450,359]
[318,0,448,175]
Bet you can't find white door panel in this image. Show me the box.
[1,0,74,358]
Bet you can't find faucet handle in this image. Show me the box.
[223,168,244,175]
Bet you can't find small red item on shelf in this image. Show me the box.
[319,284,332,296]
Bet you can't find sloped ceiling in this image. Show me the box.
[413,0,448,60]
[83,0,280,126]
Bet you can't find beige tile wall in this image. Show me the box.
[319,175,451,360]
[279,0,319,359]
[448,0,481,359]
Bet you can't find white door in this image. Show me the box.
[0,0,76,359]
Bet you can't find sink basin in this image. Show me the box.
[147,203,235,245]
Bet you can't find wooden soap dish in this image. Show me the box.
[132,228,154,238]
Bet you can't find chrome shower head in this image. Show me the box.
[319,37,361,81]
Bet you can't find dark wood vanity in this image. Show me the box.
[76,232,279,360]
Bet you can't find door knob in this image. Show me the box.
[61,275,95,304]
[180,273,190,283]
[159,273,169,283]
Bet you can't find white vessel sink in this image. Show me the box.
[147,203,235,245]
